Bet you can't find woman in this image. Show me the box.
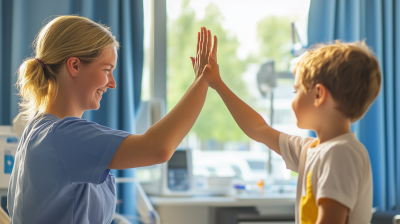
[8,15,216,224]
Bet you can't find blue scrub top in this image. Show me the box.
[7,114,131,224]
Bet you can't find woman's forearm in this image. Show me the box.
[108,76,208,169]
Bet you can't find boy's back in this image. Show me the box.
[280,132,372,223]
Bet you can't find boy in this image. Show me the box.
[202,40,381,224]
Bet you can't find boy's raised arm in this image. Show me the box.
[203,38,281,155]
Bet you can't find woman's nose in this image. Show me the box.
[107,74,116,89]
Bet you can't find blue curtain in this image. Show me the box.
[308,0,400,212]
[0,0,143,222]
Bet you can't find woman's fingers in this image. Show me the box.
[192,27,215,79]
[202,27,207,56]
[190,57,195,68]
[199,28,202,60]
[196,32,200,56]
[199,28,203,58]
[200,27,203,45]
[204,28,209,53]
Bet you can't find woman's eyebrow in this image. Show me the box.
[102,63,115,68]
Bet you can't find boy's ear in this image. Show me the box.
[314,83,328,107]
[65,57,80,78]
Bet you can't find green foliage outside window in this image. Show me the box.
[256,16,293,71]
[167,0,294,145]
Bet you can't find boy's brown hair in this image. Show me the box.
[294,40,382,122]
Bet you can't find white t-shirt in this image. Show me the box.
[279,132,373,224]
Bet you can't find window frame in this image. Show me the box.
[148,0,167,105]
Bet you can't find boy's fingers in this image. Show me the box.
[208,53,217,66]
[211,35,218,63]
[207,30,212,54]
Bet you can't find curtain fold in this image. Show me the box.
[0,0,143,222]
[308,0,399,212]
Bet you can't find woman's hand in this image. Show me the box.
[190,27,213,80]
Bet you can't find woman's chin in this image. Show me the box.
[89,102,101,111]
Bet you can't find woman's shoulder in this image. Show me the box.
[26,114,95,137]
[32,114,131,141]
[39,114,95,128]
[49,115,130,137]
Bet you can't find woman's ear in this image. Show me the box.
[314,83,328,107]
[65,57,80,78]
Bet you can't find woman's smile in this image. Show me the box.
[96,89,104,97]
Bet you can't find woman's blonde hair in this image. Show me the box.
[16,15,119,120]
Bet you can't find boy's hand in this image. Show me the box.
[190,27,212,80]
[203,35,222,89]
[210,34,218,63]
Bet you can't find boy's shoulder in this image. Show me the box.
[320,132,364,148]
[317,133,370,166]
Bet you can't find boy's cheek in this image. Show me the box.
[291,104,301,127]
[293,110,303,127]
[292,103,309,129]
[291,98,297,112]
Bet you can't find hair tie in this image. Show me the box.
[35,58,46,73]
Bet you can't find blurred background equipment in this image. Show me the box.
[113,178,160,224]
[138,148,194,196]
[136,99,194,196]
[0,126,18,189]
[136,99,166,136]
[257,60,293,177]
[291,21,308,57]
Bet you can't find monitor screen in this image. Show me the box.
[168,150,187,169]
[167,150,189,191]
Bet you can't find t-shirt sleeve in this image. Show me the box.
[52,117,131,184]
[279,132,315,172]
[316,145,362,211]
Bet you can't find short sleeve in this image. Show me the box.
[279,133,315,172]
[316,146,361,211]
[52,117,131,184]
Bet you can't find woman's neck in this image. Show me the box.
[45,84,83,119]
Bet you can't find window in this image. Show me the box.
[140,0,311,194]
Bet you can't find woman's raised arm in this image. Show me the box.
[108,27,214,169]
